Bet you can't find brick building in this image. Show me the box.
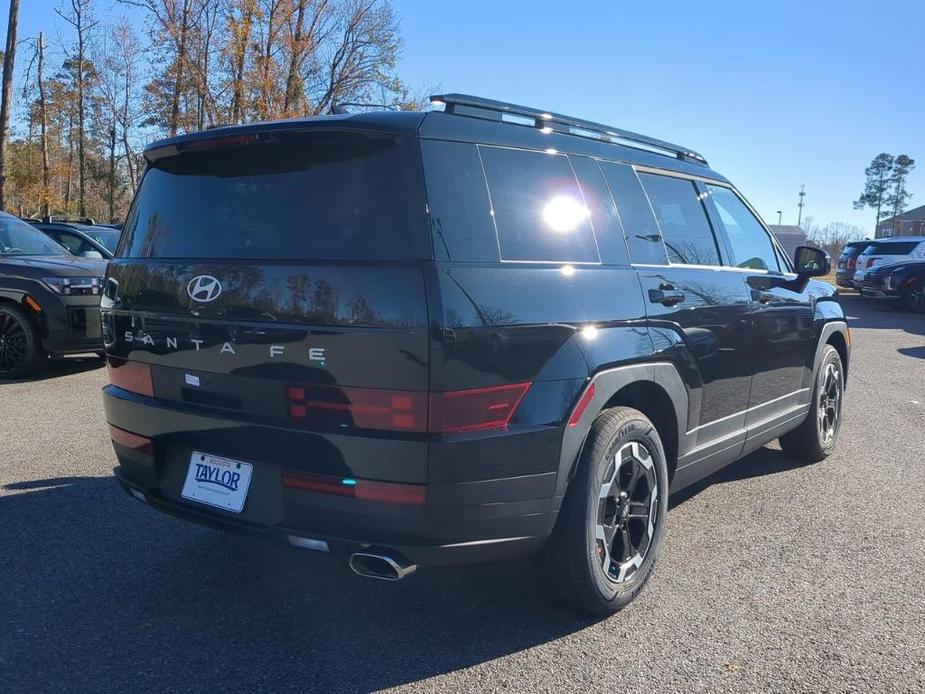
[876,204,925,238]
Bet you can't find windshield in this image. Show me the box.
[0,214,69,256]
[83,228,120,252]
[121,131,424,260]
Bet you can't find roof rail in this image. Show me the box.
[430,93,708,166]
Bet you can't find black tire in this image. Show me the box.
[545,406,669,615]
[901,283,925,314]
[779,345,844,462]
[0,303,44,379]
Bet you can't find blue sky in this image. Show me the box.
[6,0,924,235]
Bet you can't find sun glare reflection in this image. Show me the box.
[542,196,590,233]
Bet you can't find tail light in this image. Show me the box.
[866,257,881,268]
[287,385,428,432]
[429,382,531,433]
[286,382,532,434]
[282,470,426,505]
[847,258,856,271]
[179,133,259,152]
[107,356,154,397]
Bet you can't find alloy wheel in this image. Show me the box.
[910,285,925,314]
[595,441,659,584]
[817,362,842,446]
[0,310,29,374]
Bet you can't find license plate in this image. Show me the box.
[181,451,253,513]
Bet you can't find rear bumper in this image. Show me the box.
[834,273,855,288]
[104,385,560,567]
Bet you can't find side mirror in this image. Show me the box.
[793,246,830,277]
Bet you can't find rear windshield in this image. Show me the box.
[120,132,424,260]
[841,244,868,257]
[860,241,919,255]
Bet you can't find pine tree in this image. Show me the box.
[853,153,894,238]
[885,155,916,236]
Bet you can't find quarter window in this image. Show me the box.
[638,173,721,266]
[706,185,780,271]
[478,146,600,263]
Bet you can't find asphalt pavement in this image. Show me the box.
[1,294,923,693]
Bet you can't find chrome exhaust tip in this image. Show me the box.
[349,550,417,581]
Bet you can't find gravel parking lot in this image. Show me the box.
[1,294,923,693]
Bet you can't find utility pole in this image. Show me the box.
[777,210,782,225]
[797,185,806,226]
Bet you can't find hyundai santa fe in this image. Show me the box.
[102,94,849,615]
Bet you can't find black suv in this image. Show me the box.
[103,94,849,614]
[0,212,106,378]
[859,258,925,311]
[27,218,121,259]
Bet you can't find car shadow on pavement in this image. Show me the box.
[669,446,813,510]
[0,476,598,692]
[1,354,105,384]
[898,346,925,360]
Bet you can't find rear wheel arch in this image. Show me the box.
[555,363,688,498]
[601,381,679,483]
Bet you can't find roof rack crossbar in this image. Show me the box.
[430,93,708,166]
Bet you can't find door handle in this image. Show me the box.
[648,287,686,306]
[750,289,773,304]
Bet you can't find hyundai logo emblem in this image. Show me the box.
[187,275,223,303]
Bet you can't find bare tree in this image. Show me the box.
[310,0,401,115]
[37,33,50,216]
[99,19,143,202]
[189,0,222,129]
[0,0,21,209]
[57,0,100,217]
[122,0,198,136]
[804,217,867,258]
[226,0,257,123]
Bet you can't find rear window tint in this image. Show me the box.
[121,132,425,260]
[421,140,499,262]
[478,146,600,263]
[860,241,919,255]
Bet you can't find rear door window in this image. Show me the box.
[597,162,667,265]
[638,173,722,266]
[121,132,427,260]
[478,146,600,263]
